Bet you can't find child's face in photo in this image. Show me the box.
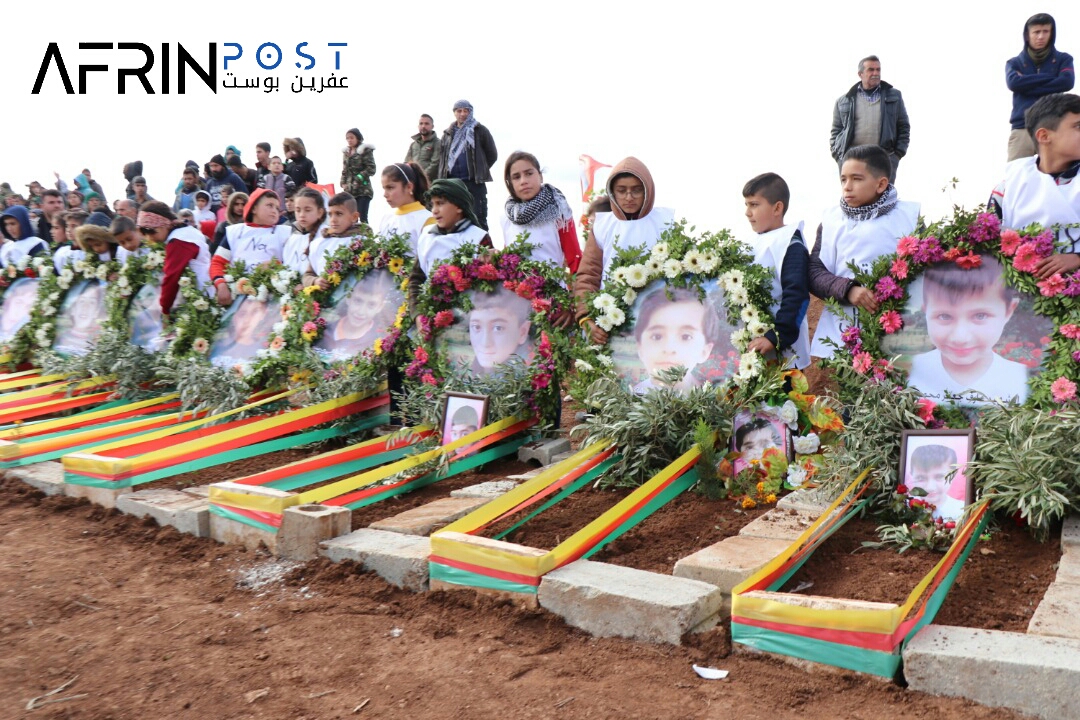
[637,300,714,379]
[611,176,645,216]
[744,193,783,234]
[469,307,530,368]
[924,280,1018,377]
[344,285,384,330]
[910,460,951,507]
[431,197,464,230]
[741,426,780,464]
[326,204,357,234]
[840,160,888,208]
[450,423,476,441]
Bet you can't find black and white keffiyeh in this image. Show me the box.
[505,183,574,230]
[841,184,898,222]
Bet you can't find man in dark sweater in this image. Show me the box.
[1006,13,1074,161]
[437,100,498,230]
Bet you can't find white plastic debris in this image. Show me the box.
[692,664,729,680]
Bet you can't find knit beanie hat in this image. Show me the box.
[425,179,480,227]
[209,154,226,166]
[346,128,363,143]
[225,145,241,157]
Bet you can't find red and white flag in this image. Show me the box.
[578,154,611,202]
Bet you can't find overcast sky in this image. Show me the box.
[5,2,1078,246]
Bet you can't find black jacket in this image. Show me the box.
[830,81,910,162]
[437,122,497,183]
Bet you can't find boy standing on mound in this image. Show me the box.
[809,144,920,358]
[742,172,811,369]
[989,92,1080,279]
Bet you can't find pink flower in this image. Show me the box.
[852,352,873,374]
[879,310,903,334]
[269,336,285,351]
[192,338,209,354]
[874,276,903,302]
[311,301,320,315]
[999,229,1022,256]
[872,358,893,382]
[1050,376,1078,403]
[531,373,552,391]
[897,236,918,257]
[433,310,455,328]
[967,213,1001,243]
[302,321,318,334]
[956,252,982,270]
[421,372,438,386]
[530,297,552,313]
[1013,242,1042,273]
[915,397,937,424]
[537,331,553,359]
[476,263,499,280]
[1037,273,1067,297]
[890,258,909,280]
[1073,351,1080,363]
[1063,324,1080,340]
[413,346,429,364]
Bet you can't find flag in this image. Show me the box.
[578,155,611,203]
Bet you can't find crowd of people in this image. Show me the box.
[0,17,1077,398]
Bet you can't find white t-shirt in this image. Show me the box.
[907,348,1029,404]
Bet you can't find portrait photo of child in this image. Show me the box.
[53,279,108,357]
[880,255,1054,405]
[730,411,793,476]
[610,279,739,395]
[313,270,403,362]
[0,277,40,342]
[440,287,535,377]
[209,296,281,370]
[900,429,975,522]
[127,282,168,353]
[441,392,489,447]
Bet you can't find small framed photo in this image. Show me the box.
[731,411,794,476]
[899,428,976,522]
[442,392,489,446]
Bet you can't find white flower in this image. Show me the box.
[646,258,663,275]
[35,329,50,345]
[682,250,705,274]
[793,433,821,455]
[786,465,808,488]
[117,275,130,288]
[595,315,615,332]
[737,351,762,378]
[778,400,799,428]
[272,321,287,334]
[729,287,749,305]
[16,256,30,271]
[119,287,132,297]
[256,285,270,302]
[740,305,760,324]
[42,305,56,316]
[224,274,235,283]
[60,268,75,281]
[592,293,616,311]
[596,354,613,367]
[610,267,628,285]
[39,265,53,277]
[31,257,47,270]
[57,277,71,290]
[748,320,769,338]
[699,253,718,273]
[95,264,109,280]
[606,307,626,326]
[730,329,750,348]
[178,277,191,288]
[574,359,595,373]
[255,348,271,359]
[623,289,637,305]
[625,264,649,288]
[73,261,88,274]
[720,269,745,292]
[651,242,670,261]
[193,298,210,311]
[48,292,59,302]
[662,259,682,279]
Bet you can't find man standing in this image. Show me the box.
[405,114,440,182]
[36,189,64,244]
[438,100,498,230]
[115,199,139,220]
[255,142,272,182]
[131,176,154,205]
[1006,13,1074,161]
[830,56,910,182]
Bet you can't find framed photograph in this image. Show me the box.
[441,392,489,446]
[127,281,168,352]
[0,277,40,342]
[53,279,108,356]
[313,269,404,362]
[899,429,976,522]
[730,410,794,476]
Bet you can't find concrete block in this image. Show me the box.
[538,559,725,645]
[505,468,544,481]
[904,625,1080,720]
[116,488,210,537]
[1057,545,1080,585]
[320,529,431,592]
[429,579,539,609]
[674,535,793,593]
[1062,514,1080,549]
[517,438,571,466]
[369,497,489,536]
[208,481,296,553]
[739,509,821,543]
[1029,582,1080,640]
[277,504,351,561]
[777,487,834,514]
[181,484,212,498]
[450,480,518,499]
[64,481,132,509]
[549,451,575,465]
[8,461,64,495]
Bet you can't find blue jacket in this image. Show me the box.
[0,206,36,241]
[205,170,248,212]
[1006,18,1074,129]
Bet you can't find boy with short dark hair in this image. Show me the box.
[908,444,965,521]
[410,179,493,306]
[989,92,1080,279]
[809,144,920,358]
[742,172,811,368]
[257,156,296,208]
[303,193,369,288]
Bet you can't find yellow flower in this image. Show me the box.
[358,251,371,267]
[302,329,318,342]
[756,481,765,494]
[741,496,757,509]
[388,257,404,274]
[290,370,312,384]
[765,493,777,504]
[328,272,342,286]
[373,338,383,356]
[303,285,319,296]
[400,277,409,291]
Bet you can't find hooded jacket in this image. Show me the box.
[284,137,318,187]
[574,157,673,317]
[1006,15,1075,129]
[341,143,377,199]
[123,160,143,199]
[0,206,49,267]
[205,163,249,213]
[830,81,910,162]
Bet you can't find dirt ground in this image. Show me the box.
[0,477,1029,720]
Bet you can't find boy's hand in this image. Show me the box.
[1034,253,1080,279]
[215,284,233,307]
[552,307,575,329]
[316,278,331,291]
[747,336,776,355]
[847,285,879,313]
[583,319,608,345]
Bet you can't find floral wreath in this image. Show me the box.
[402,237,574,429]
[249,231,414,391]
[570,221,778,401]
[3,251,121,367]
[822,208,1080,409]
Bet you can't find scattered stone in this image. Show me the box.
[538,559,724,645]
[517,438,571,466]
[8,461,65,495]
[320,529,431,592]
[244,688,269,703]
[904,625,1080,720]
[674,535,792,594]
[369,497,489,536]
[450,480,518,499]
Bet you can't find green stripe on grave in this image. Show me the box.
[208,503,279,534]
[732,622,901,678]
[429,561,538,595]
